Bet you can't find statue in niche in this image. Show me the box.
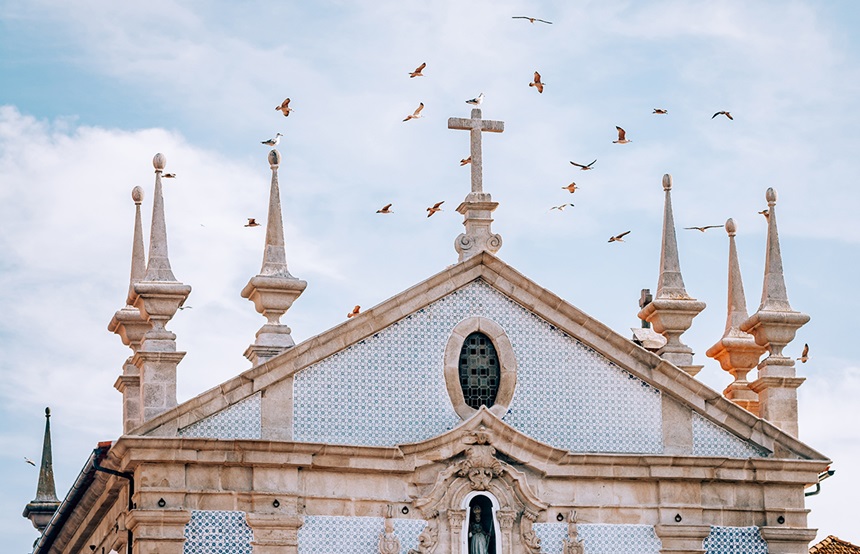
[468,496,496,554]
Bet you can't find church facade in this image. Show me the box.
[25,110,828,554]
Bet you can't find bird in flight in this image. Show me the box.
[608,231,631,243]
[797,343,809,363]
[570,160,596,170]
[466,93,484,106]
[178,305,193,310]
[460,156,472,166]
[562,182,579,193]
[24,457,36,466]
[512,16,552,24]
[529,71,545,93]
[347,305,361,318]
[712,111,733,120]
[261,133,283,146]
[550,203,574,211]
[684,225,722,232]
[409,62,426,78]
[276,98,293,117]
[427,201,444,217]
[163,173,176,178]
[376,203,393,214]
[758,209,769,219]
[653,108,668,114]
[613,126,631,144]
[245,218,260,227]
[403,102,424,121]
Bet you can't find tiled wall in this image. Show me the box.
[692,412,769,458]
[703,525,768,554]
[183,510,253,554]
[297,515,425,554]
[533,522,662,553]
[177,392,262,439]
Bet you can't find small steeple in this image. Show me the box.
[23,408,60,533]
[741,188,809,436]
[142,152,177,282]
[637,174,706,375]
[705,219,766,414]
[241,149,307,366]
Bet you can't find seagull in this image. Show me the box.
[466,93,484,106]
[460,156,472,166]
[347,305,361,318]
[163,173,176,178]
[245,218,260,227]
[409,62,426,78]
[275,98,293,117]
[403,102,424,121]
[178,305,193,310]
[797,343,809,363]
[758,209,770,219]
[376,203,393,214]
[570,159,596,170]
[24,457,35,466]
[512,16,553,24]
[613,126,631,144]
[427,201,444,217]
[712,111,733,120]
[550,203,574,211]
[562,182,580,193]
[529,71,544,93]
[261,133,283,146]
[653,108,668,114]
[684,225,722,232]
[608,231,631,243]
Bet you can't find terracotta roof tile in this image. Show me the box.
[810,536,860,554]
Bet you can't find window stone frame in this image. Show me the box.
[444,317,517,420]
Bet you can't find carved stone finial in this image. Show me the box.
[268,148,281,168]
[152,152,166,171]
[23,407,60,532]
[378,504,400,554]
[563,510,585,554]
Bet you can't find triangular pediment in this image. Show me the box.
[135,252,826,463]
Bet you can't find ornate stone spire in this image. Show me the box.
[705,219,766,414]
[241,150,307,366]
[637,174,706,375]
[741,188,809,436]
[23,408,60,532]
[132,154,192,423]
[108,186,152,433]
[448,108,504,261]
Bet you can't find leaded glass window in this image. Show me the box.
[459,332,500,409]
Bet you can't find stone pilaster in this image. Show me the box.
[638,174,705,375]
[246,512,304,554]
[706,219,765,415]
[741,188,809,437]
[126,509,191,554]
[655,524,709,554]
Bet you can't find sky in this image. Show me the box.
[2,0,859,550]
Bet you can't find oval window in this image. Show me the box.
[458,332,500,409]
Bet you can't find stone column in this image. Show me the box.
[448,510,466,553]
[246,512,304,554]
[127,509,191,554]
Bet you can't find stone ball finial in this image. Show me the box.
[662,174,673,191]
[153,153,166,171]
[766,187,777,205]
[132,186,144,205]
[268,149,281,167]
[45,407,51,417]
[725,218,736,236]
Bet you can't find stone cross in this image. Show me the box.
[448,109,504,194]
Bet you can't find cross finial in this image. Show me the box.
[448,108,504,196]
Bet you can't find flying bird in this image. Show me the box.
[178,305,193,310]
[409,62,426,78]
[512,16,552,24]
[529,71,544,93]
[376,203,393,214]
[684,225,722,232]
[758,209,770,219]
[797,343,809,363]
[427,201,444,217]
[466,93,484,106]
[613,126,631,144]
[245,218,260,227]
[347,305,361,318]
[550,203,574,211]
[653,108,668,114]
[275,98,293,117]
[608,231,631,243]
[163,173,176,178]
[570,160,596,170]
[712,111,733,120]
[24,457,35,466]
[261,133,283,146]
[562,182,579,193]
[460,156,472,166]
[403,102,424,121]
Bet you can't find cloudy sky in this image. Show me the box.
[2,0,859,549]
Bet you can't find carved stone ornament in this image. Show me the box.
[378,505,401,554]
[457,426,505,490]
[408,514,439,554]
[562,510,585,554]
[520,508,542,554]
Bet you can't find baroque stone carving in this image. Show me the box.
[520,509,542,554]
[562,510,585,554]
[457,427,505,490]
[378,505,401,554]
[408,514,439,554]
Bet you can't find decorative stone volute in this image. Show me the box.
[637,174,706,375]
[706,219,765,415]
[241,149,307,366]
[23,408,60,532]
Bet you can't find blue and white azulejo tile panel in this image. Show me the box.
[703,526,768,554]
[183,510,253,554]
[293,279,663,453]
[297,516,425,554]
[533,523,662,554]
[691,412,769,458]
[178,392,262,439]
